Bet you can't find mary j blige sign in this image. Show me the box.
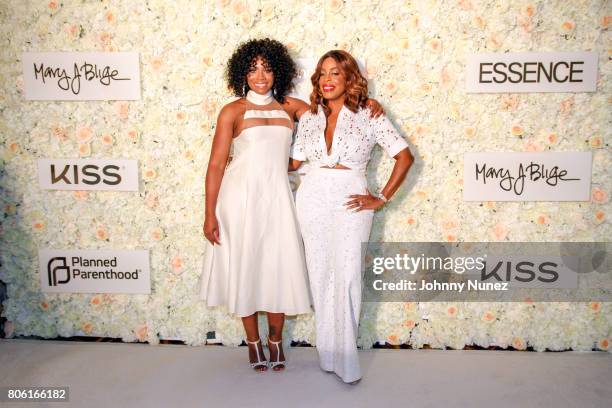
[463,152,592,201]
[38,159,139,191]
[39,249,150,294]
[22,52,140,100]
[466,51,598,93]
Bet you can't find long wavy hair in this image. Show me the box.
[309,50,368,115]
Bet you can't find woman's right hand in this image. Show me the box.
[203,215,221,245]
[203,102,236,247]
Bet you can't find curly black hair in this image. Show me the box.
[226,38,297,103]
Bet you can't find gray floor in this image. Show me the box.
[1,339,611,408]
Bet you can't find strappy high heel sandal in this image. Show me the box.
[267,338,286,371]
[246,339,268,372]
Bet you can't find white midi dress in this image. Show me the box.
[200,90,312,317]
[291,105,408,383]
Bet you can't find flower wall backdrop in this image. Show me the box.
[0,0,610,352]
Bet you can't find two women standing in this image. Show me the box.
[200,39,413,383]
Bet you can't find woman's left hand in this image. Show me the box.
[345,189,385,212]
[365,98,385,118]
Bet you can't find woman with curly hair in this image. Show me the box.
[199,39,383,373]
[289,50,414,383]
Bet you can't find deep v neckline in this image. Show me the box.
[323,105,344,156]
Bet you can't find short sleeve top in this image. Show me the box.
[290,104,408,172]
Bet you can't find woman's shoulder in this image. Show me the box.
[223,98,247,111]
[218,98,246,119]
[296,105,321,121]
[281,96,309,118]
[282,96,308,108]
[354,104,373,117]
[353,104,387,125]
[345,105,374,124]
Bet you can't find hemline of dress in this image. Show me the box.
[201,299,313,318]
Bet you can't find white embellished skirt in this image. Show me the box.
[295,167,374,383]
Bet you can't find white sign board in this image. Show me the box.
[466,52,598,93]
[463,152,592,201]
[39,249,150,294]
[23,52,140,100]
[38,159,139,191]
[470,255,579,288]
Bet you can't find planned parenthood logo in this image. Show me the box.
[39,249,150,294]
[47,257,71,286]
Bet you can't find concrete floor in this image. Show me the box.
[1,338,611,408]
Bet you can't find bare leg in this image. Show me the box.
[242,312,267,372]
[267,312,286,371]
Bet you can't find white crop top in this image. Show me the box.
[290,104,408,171]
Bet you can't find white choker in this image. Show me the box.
[246,89,273,105]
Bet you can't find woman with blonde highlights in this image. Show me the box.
[289,50,414,383]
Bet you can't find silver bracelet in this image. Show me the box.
[376,192,389,203]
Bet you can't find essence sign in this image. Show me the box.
[466,51,598,93]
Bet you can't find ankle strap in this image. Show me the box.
[246,338,261,345]
[268,338,282,345]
